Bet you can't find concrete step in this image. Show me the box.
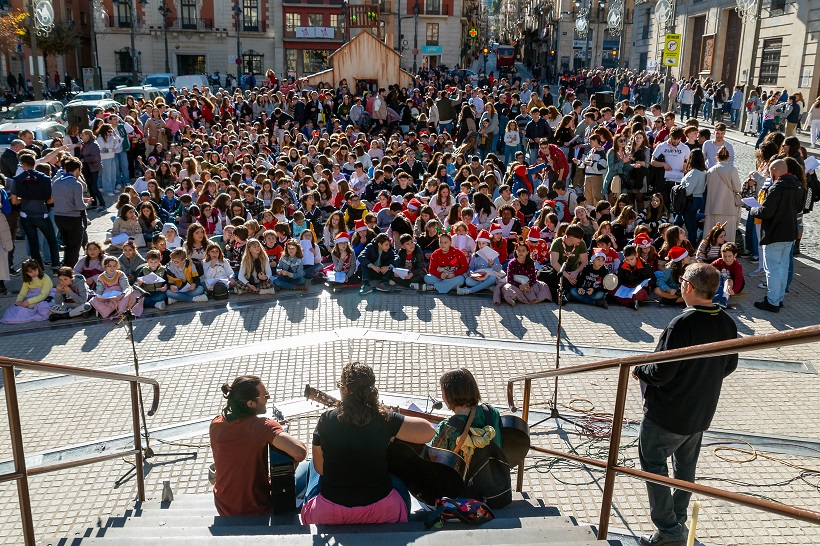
[51,538,610,546]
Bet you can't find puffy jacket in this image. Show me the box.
[750,173,803,245]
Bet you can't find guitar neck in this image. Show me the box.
[304,384,446,423]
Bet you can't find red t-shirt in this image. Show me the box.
[209,415,284,516]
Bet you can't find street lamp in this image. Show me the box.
[340,0,348,42]
[412,0,420,74]
[115,0,147,85]
[232,0,242,83]
[158,0,172,73]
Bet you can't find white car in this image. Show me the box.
[0,100,64,124]
[143,73,176,94]
[0,120,66,152]
[70,90,113,102]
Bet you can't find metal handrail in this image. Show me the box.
[0,356,161,546]
[507,324,820,539]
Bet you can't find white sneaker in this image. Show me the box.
[259,288,275,295]
[193,295,208,303]
[423,284,437,292]
[165,297,178,305]
[457,287,470,295]
[758,282,767,289]
[410,283,420,290]
[106,192,115,197]
[750,269,765,277]
[155,301,166,310]
[388,280,396,286]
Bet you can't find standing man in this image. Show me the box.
[651,127,690,204]
[701,123,734,168]
[524,108,550,164]
[52,157,89,268]
[634,262,738,546]
[749,159,803,313]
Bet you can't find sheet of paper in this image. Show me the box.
[138,272,164,284]
[477,245,499,263]
[614,278,650,299]
[452,234,468,250]
[742,197,762,209]
[178,284,194,293]
[392,267,410,278]
[804,155,820,173]
[98,290,123,299]
[109,233,130,245]
[326,271,347,283]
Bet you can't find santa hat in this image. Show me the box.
[476,230,491,244]
[667,246,689,262]
[354,219,368,232]
[634,233,652,248]
[591,249,607,261]
[527,227,541,242]
[335,232,350,244]
[407,198,422,211]
[489,223,503,236]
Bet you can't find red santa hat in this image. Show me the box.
[335,232,350,244]
[476,230,491,244]
[590,249,607,261]
[489,223,503,236]
[527,227,541,242]
[667,246,689,262]
[354,219,368,232]
[634,233,652,248]
[407,198,422,211]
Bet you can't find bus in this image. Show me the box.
[496,45,516,71]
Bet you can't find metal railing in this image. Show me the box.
[507,324,820,539]
[0,356,160,546]
[166,16,214,30]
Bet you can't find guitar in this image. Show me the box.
[304,384,468,506]
[267,404,298,514]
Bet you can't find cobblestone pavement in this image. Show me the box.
[0,137,819,545]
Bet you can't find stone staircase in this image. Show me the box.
[47,492,621,545]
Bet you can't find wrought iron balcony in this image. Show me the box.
[165,16,214,30]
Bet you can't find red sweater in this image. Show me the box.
[428,248,469,279]
[710,258,744,293]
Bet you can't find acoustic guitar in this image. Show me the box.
[304,384,468,506]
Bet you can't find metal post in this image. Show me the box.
[585,0,592,70]
[129,0,139,85]
[515,378,531,492]
[27,0,42,100]
[4,367,35,546]
[597,365,631,540]
[89,0,100,89]
[131,381,146,501]
[160,1,170,73]
[233,1,242,83]
[412,0,419,73]
[738,1,763,137]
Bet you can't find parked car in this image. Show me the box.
[0,100,64,124]
[174,75,210,92]
[143,73,175,94]
[70,90,113,102]
[62,99,121,125]
[0,120,66,152]
[112,86,164,105]
[107,76,135,91]
[448,69,478,85]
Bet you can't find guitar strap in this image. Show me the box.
[454,406,477,456]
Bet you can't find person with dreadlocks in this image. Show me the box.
[297,362,435,524]
[209,375,307,517]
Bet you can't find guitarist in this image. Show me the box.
[430,368,513,508]
[209,375,307,516]
[298,362,435,524]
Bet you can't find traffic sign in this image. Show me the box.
[662,33,681,67]
[412,48,419,56]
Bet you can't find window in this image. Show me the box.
[426,23,439,46]
[243,50,263,75]
[308,13,323,27]
[330,14,343,35]
[303,49,329,74]
[80,11,86,25]
[641,8,650,40]
[116,2,131,28]
[115,49,132,73]
[285,12,300,32]
[181,0,197,29]
[759,38,783,85]
[286,49,297,75]
[243,0,259,31]
[425,0,440,15]
[770,0,786,15]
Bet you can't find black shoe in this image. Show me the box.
[0,283,6,296]
[595,299,608,309]
[9,267,19,276]
[311,277,324,285]
[630,301,640,311]
[48,312,70,322]
[754,298,780,313]
[658,298,677,306]
[639,531,686,546]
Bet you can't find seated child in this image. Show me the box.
[225,225,249,275]
[324,232,359,285]
[164,248,209,304]
[614,244,653,310]
[1,260,55,324]
[90,256,144,319]
[654,246,690,305]
[235,238,275,295]
[567,250,609,308]
[118,241,146,283]
[525,227,550,269]
[494,243,551,306]
[299,230,324,282]
[161,188,180,219]
[262,229,284,272]
[75,241,107,288]
[134,249,168,310]
[459,230,503,295]
[633,232,658,271]
[49,267,92,320]
[711,242,744,308]
[202,243,235,296]
[274,239,308,291]
[163,223,182,250]
[391,233,426,288]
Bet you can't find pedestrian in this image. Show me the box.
[704,146,741,243]
[79,129,105,210]
[634,262,738,546]
[749,158,804,312]
[52,157,89,268]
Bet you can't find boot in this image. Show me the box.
[48,312,71,322]
[0,280,6,295]
[794,240,801,256]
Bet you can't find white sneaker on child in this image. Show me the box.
[457,287,470,295]
[166,297,178,306]
[258,288,275,295]
[193,295,208,303]
[410,283,420,290]
[155,301,166,310]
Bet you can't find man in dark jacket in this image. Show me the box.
[634,263,737,546]
[0,139,22,178]
[749,159,803,312]
[397,150,426,183]
[524,108,551,164]
[357,233,395,295]
[8,153,60,272]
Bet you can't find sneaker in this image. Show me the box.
[749,269,765,277]
[166,297,178,305]
[154,301,166,310]
[193,295,208,303]
[388,280,396,286]
[359,284,373,295]
[374,282,391,292]
[259,287,276,295]
[423,284,437,292]
[595,299,609,309]
[409,283,420,290]
[754,298,780,313]
[758,282,767,289]
[749,256,759,263]
[630,300,640,311]
[9,267,19,276]
[457,287,470,295]
[640,531,686,546]
[106,192,116,197]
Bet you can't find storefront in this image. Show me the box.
[421,45,443,69]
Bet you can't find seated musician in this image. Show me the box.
[297,362,435,524]
[209,375,307,516]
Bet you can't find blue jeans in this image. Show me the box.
[20,214,59,270]
[505,143,521,165]
[114,151,129,188]
[762,241,793,305]
[361,266,392,285]
[638,417,702,540]
[684,196,704,243]
[755,119,776,149]
[273,275,306,289]
[679,104,691,121]
[143,291,167,306]
[463,275,497,293]
[24,210,58,263]
[439,121,453,134]
[303,263,323,279]
[87,171,105,208]
[101,157,117,194]
[567,289,605,305]
[166,284,205,302]
[731,108,741,126]
[702,102,712,121]
[744,214,758,257]
[295,459,411,512]
[424,273,465,294]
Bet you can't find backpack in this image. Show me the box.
[454,405,513,509]
[670,183,689,215]
[424,497,495,529]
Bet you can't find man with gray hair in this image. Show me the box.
[634,262,738,546]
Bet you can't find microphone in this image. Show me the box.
[428,395,443,411]
[132,284,150,298]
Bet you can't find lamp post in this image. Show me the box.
[115,0,147,85]
[232,0,242,83]
[412,0,419,73]
[340,0,348,42]
[158,0,171,73]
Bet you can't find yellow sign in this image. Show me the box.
[663,33,682,67]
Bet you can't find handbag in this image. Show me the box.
[611,174,622,195]
[718,170,743,208]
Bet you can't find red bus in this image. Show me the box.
[496,45,516,70]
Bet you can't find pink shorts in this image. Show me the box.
[300,488,408,525]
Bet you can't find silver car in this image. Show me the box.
[0,100,64,124]
[0,120,66,152]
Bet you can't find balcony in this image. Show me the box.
[166,16,214,30]
[110,16,145,29]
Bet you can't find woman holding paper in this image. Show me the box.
[90,256,144,318]
[458,230,503,296]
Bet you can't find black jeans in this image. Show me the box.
[20,214,60,270]
[54,215,85,268]
[87,170,105,207]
